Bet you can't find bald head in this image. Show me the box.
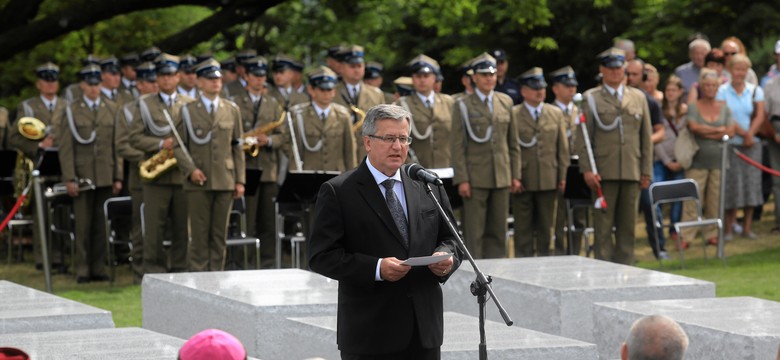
[621,315,689,360]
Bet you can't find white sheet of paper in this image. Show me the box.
[400,253,452,266]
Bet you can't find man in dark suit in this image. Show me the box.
[309,104,462,359]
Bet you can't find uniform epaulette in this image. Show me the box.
[266,95,279,104]
[494,92,513,107]
[331,102,351,116]
[139,93,156,102]
[289,102,309,114]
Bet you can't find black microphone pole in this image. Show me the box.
[421,181,513,360]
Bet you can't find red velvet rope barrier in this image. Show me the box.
[732,148,780,177]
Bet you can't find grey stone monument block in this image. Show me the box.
[0,280,114,334]
[442,256,715,342]
[594,297,780,360]
[285,312,599,360]
[0,327,260,360]
[142,269,337,360]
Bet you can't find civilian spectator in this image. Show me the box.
[179,329,247,360]
[761,54,780,234]
[675,38,711,94]
[615,38,636,62]
[621,315,689,360]
[722,37,758,86]
[655,75,688,248]
[717,54,765,240]
[642,63,664,103]
[687,49,728,103]
[761,40,780,87]
[682,69,735,245]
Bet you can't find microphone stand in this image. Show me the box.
[422,182,513,360]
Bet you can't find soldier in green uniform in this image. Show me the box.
[140,46,161,62]
[511,67,569,257]
[452,61,475,102]
[396,55,454,168]
[221,57,238,85]
[177,54,200,99]
[223,49,256,98]
[63,54,100,103]
[576,48,653,265]
[115,61,158,279]
[268,54,309,109]
[8,63,67,269]
[231,56,285,268]
[364,61,394,104]
[175,59,246,272]
[326,45,345,79]
[550,65,586,255]
[119,52,140,98]
[333,45,387,162]
[451,53,521,259]
[56,65,122,283]
[129,54,194,274]
[99,56,134,106]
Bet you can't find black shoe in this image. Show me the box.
[76,276,90,284]
[90,274,110,282]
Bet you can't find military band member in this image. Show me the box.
[434,71,444,94]
[115,61,158,278]
[490,48,522,105]
[231,56,285,267]
[364,61,394,103]
[333,45,387,161]
[288,66,357,172]
[9,62,68,269]
[63,54,100,103]
[451,53,521,259]
[511,67,569,257]
[56,65,122,283]
[119,52,140,98]
[100,56,134,106]
[393,76,414,100]
[268,54,309,108]
[550,66,586,255]
[326,45,345,79]
[177,54,200,99]
[175,59,246,272]
[223,49,256,98]
[220,57,238,84]
[396,55,454,168]
[576,48,653,265]
[140,46,162,62]
[129,54,193,274]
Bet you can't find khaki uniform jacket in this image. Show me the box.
[174,98,246,191]
[513,103,569,191]
[333,81,387,161]
[0,107,7,150]
[396,93,455,168]
[119,80,139,99]
[56,98,121,187]
[267,85,309,109]
[575,86,653,181]
[62,83,83,104]
[451,92,521,188]
[558,102,581,156]
[101,89,134,108]
[115,100,147,190]
[10,96,67,159]
[223,79,246,99]
[285,102,356,172]
[129,93,195,185]
[231,89,285,182]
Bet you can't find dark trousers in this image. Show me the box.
[340,316,440,360]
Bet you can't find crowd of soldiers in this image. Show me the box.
[0,43,654,284]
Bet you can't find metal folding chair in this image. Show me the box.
[649,179,724,268]
[104,196,133,283]
[226,196,261,270]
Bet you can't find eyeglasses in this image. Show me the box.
[724,52,737,56]
[367,134,412,145]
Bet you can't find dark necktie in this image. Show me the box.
[484,97,491,113]
[92,103,98,113]
[111,90,116,100]
[320,112,327,121]
[210,103,215,119]
[534,109,539,121]
[425,99,433,116]
[381,179,409,247]
[564,107,570,117]
[48,103,54,113]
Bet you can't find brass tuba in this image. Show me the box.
[17,117,47,140]
[242,110,287,157]
[350,105,367,134]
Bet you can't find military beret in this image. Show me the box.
[518,67,547,89]
[307,66,338,90]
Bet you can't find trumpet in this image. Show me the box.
[139,148,177,181]
[44,179,96,198]
[242,110,286,157]
[350,105,367,134]
[18,117,47,140]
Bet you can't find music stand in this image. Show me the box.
[0,150,16,196]
[244,169,263,196]
[429,167,462,209]
[276,170,339,268]
[36,149,62,181]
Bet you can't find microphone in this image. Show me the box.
[405,163,443,186]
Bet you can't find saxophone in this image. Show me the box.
[242,110,286,157]
[13,151,34,207]
[350,105,367,134]
[139,148,176,181]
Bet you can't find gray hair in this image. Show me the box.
[361,104,411,136]
[625,315,689,360]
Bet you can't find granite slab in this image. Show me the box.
[142,269,338,360]
[594,297,780,360]
[442,256,715,342]
[0,280,114,334]
[0,327,260,359]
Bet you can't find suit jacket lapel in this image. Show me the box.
[355,162,408,250]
